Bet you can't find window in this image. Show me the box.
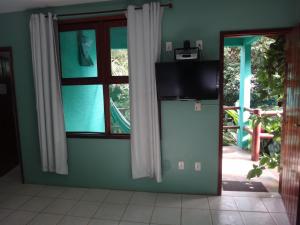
[58,16,130,138]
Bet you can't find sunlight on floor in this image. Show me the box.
[222,146,279,192]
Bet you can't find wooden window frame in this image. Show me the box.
[58,15,130,139]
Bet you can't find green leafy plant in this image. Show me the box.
[223,37,280,108]
[111,49,129,76]
[251,36,286,108]
[223,47,240,106]
[223,110,239,146]
[247,153,280,179]
[247,114,282,179]
[226,109,239,125]
[246,36,285,179]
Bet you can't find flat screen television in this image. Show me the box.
[155,60,219,100]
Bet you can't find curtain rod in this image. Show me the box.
[55,2,172,18]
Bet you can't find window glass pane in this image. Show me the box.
[110,27,128,76]
[60,30,98,78]
[109,84,130,134]
[62,85,105,132]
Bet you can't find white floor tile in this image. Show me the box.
[211,210,244,225]
[208,196,238,211]
[0,183,23,194]
[270,213,291,225]
[81,189,109,203]
[88,219,119,225]
[19,196,53,212]
[104,191,133,204]
[261,198,286,213]
[93,203,127,220]
[68,201,100,218]
[0,168,290,225]
[130,192,157,206]
[182,195,209,209]
[151,207,181,225]
[156,193,181,208]
[234,197,268,212]
[241,212,276,225]
[0,209,12,221]
[59,188,87,200]
[43,199,77,214]
[0,194,7,203]
[0,195,31,209]
[0,210,36,225]
[58,216,90,225]
[16,184,45,196]
[122,204,153,223]
[28,213,63,225]
[119,222,148,225]
[222,191,281,198]
[37,186,66,198]
[182,209,212,225]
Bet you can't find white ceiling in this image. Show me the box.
[0,0,112,14]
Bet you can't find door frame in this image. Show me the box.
[218,28,291,195]
[0,47,24,183]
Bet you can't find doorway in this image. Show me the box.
[218,28,291,195]
[0,47,23,182]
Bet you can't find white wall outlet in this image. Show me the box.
[166,41,173,52]
[178,161,184,170]
[195,102,201,111]
[195,162,201,171]
[196,40,203,50]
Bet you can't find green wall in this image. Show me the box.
[0,0,296,194]
[297,0,300,22]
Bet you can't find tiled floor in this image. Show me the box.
[0,168,290,225]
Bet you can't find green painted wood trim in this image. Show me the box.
[238,43,252,149]
[243,36,261,45]
[224,38,244,47]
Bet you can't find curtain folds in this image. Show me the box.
[127,2,163,182]
[29,13,68,175]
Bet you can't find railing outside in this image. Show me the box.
[223,106,282,161]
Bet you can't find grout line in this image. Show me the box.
[238,210,247,225]
[180,194,183,225]
[149,192,159,225]
[208,208,214,225]
[89,191,113,220]
[232,196,241,211]
[207,196,212,211]
[1,180,284,225]
[260,197,271,213]
[118,191,134,225]
[0,208,15,222]
[268,212,279,225]
[102,189,112,203]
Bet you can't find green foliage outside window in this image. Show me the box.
[109,49,130,134]
[223,36,285,179]
[111,49,129,76]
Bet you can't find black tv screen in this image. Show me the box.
[155,60,219,100]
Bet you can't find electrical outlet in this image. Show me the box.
[178,161,184,170]
[195,162,201,171]
[166,42,173,52]
[195,102,201,111]
[196,40,203,50]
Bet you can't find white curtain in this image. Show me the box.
[127,2,163,182]
[29,13,68,175]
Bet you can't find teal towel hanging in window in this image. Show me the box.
[77,30,94,66]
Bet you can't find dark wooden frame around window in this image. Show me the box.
[58,15,129,139]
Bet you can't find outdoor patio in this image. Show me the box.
[222,145,279,193]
